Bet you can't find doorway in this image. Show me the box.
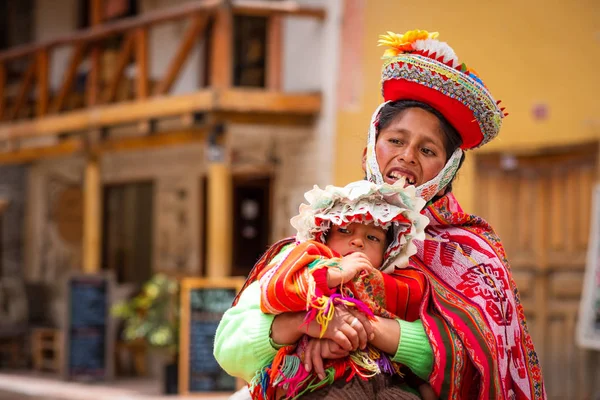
[102,181,154,285]
[474,142,599,399]
[231,175,272,277]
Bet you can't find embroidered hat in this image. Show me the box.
[365,30,506,202]
[290,179,429,272]
[379,30,505,149]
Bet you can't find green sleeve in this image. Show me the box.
[213,281,277,383]
[392,319,434,381]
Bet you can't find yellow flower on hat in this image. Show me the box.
[378,30,439,58]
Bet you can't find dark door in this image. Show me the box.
[102,181,154,285]
[231,176,271,277]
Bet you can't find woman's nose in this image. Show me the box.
[397,145,417,164]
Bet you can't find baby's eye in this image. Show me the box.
[367,235,381,242]
[338,227,350,234]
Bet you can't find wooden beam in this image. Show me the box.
[155,14,209,95]
[105,33,134,103]
[83,157,102,274]
[213,110,314,126]
[0,129,209,165]
[0,0,223,63]
[9,61,36,121]
[135,28,148,99]
[266,16,283,91]
[0,138,82,164]
[209,5,233,89]
[0,90,214,140]
[218,89,321,114]
[37,49,50,117]
[51,44,86,113]
[0,63,5,120]
[91,128,208,155]
[231,0,326,19]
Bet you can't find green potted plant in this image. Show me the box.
[111,273,180,394]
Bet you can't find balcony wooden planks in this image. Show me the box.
[0,0,325,164]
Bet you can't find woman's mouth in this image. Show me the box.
[387,170,416,185]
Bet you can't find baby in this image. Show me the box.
[247,180,435,399]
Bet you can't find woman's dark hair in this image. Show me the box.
[377,100,466,195]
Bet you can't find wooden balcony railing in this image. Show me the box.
[0,0,325,161]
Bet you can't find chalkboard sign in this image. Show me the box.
[179,278,245,396]
[63,273,114,381]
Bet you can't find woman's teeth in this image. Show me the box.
[388,172,415,185]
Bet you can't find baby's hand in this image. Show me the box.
[327,253,375,288]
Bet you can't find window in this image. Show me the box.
[233,16,268,87]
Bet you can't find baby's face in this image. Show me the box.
[326,222,387,269]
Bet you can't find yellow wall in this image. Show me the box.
[334,0,600,212]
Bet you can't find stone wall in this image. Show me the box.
[0,165,27,279]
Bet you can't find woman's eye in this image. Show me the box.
[367,235,381,242]
[389,138,402,145]
[421,147,435,156]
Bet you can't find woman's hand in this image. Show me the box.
[305,303,374,351]
[271,304,374,351]
[303,338,348,380]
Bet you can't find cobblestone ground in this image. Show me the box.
[0,390,59,399]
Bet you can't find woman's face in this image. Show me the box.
[372,107,447,186]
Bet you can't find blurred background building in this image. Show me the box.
[0,0,597,399]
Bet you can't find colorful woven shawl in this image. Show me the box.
[415,192,546,399]
[233,192,546,399]
[250,240,426,399]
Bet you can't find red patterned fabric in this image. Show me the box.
[254,239,426,322]
[415,192,546,399]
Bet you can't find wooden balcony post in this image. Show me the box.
[0,63,5,120]
[266,15,282,91]
[206,125,232,278]
[210,5,233,89]
[83,156,102,274]
[87,0,103,107]
[37,48,49,116]
[135,27,148,99]
[135,26,151,133]
[91,0,103,25]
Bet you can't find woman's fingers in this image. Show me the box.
[325,340,349,359]
[351,308,375,343]
[348,315,369,349]
[331,329,353,351]
[338,322,360,350]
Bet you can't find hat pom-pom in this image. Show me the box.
[378,30,439,58]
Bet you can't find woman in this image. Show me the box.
[214,30,546,399]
